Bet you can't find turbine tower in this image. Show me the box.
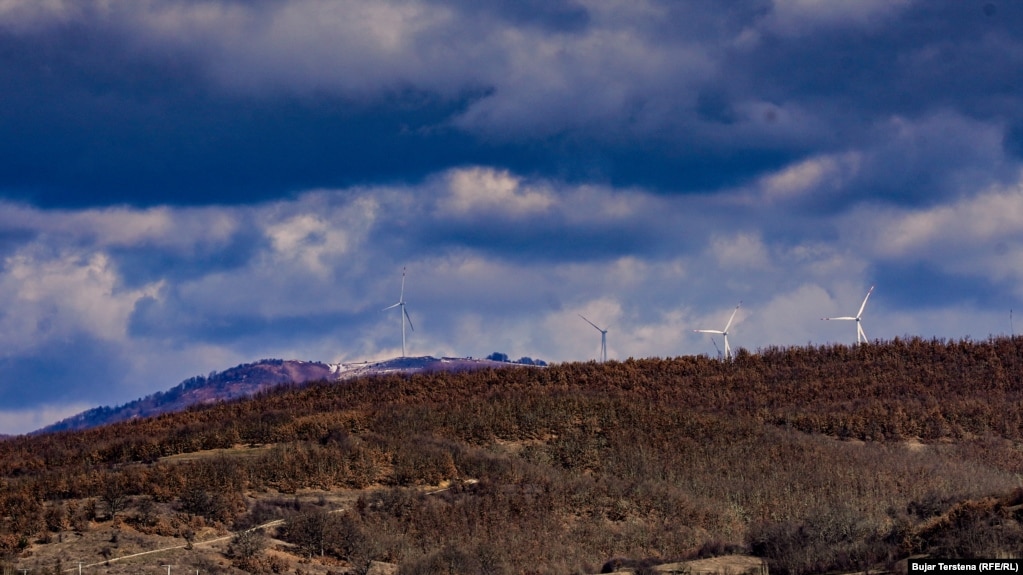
[578,314,608,363]
[383,267,414,357]
[694,302,742,360]
[822,286,874,344]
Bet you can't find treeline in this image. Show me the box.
[3,337,1023,573]
[8,336,1023,471]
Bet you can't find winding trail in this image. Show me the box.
[66,483,454,571]
[72,519,287,570]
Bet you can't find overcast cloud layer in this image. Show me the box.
[1,0,1021,433]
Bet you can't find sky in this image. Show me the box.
[1,0,1022,434]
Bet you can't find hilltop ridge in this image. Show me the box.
[37,355,528,435]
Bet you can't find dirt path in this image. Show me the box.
[73,519,287,570]
[68,484,444,571]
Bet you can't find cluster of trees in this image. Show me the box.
[3,337,1023,573]
[485,352,547,366]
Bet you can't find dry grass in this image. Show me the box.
[655,555,768,574]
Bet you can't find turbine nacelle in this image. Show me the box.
[383,267,414,357]
[579,314,608,363]
[694,302,742,360]
[821,286,874,345]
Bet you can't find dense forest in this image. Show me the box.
[4,337,1023,574]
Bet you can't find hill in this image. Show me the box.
[3,337,1023,574]
[38,356,520,434]
[37,359,334,434]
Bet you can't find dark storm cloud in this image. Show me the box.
[0,20,487,207]
[752,4,1023,123]
[0,0,899,206]
[4,0,1017,210]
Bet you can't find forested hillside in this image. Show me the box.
[4,337,1023,574]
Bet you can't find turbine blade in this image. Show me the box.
[383,302,400,311]
[858,323,867,343]
[404,307,414,332]
[822,316,856,321]
[723,301,742,333]
[857,285,875,318]
[578,314,603,332]
[694,329,725,334]
[399,267,407,300]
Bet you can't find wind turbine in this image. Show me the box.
[383,267,414,357]
[710,337,723,361]
[578,314,608,363]
[822,286,874,344]
[694,302,742,360]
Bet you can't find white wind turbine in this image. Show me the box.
[578,314,608,363]
[383,267,414,357]
[822,286,874,344]
[694,302,742,360]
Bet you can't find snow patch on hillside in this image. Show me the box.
[329,356,526,380]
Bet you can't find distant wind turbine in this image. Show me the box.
[383,267,414,357]
[694,302,742,360]
[822,286,874,344]
[710,337,723,361]
[578,314,608,363]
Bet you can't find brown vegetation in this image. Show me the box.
[3,337,1023,573]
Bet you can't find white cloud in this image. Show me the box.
[709,233,772,270]
[761,0,914,37]
[451,11,714,138]
[0,248,162,352]
[263,204,364,277]
[0,203,239,251]
[200,0,466,97]
[754,283,837,345]
[443,167,555,216]
[0,0,79,31]
[874,181,1023,258]
[628,307,692,358]
[851,176,1023,296]
[758,152,861,203]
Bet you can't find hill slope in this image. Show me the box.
[38,356,522,434]
[4,337,1023,574]
[38,359,334,434]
